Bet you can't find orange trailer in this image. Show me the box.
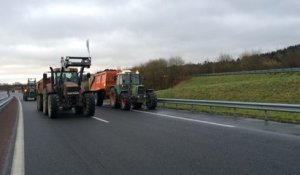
[89,69,121,106]
[36,77,50,95]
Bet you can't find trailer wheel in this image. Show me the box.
[110,88,120,108]
[83,93,95,117]
[146,92,157,110]
[48,94,58,118]
[96,91,104,106]
[120,92,131,110]
[37,95,43,111]
[42,90,48,115]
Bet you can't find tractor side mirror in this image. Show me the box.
[87,73,91,79]
[43,73,47,79]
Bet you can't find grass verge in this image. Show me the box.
[157,73,300,124]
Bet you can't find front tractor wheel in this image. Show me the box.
[120,92,131,110]
[146,92,157,110]
[48,94,58,118]
[110,88,120,108]
[83,94,95,117]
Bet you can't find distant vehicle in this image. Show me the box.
[22,78,37,101]
[36,56,95,118]
[90,69,157,110]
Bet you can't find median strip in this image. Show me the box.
[133,110,235,128]
[93,117,110,123]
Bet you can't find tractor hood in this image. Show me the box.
[64,82,80,95]
[133,85,145,95]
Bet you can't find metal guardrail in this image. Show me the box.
[0,92,8,101]
[0,91,11,107]
[0,97,11,107]
[157,98,300,121]
[196,67,300,76]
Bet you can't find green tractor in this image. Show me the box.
[110,70,157,110]
[22,78,37,101]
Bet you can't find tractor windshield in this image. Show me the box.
[56,72,78,83]
[120,73,140,85]
[131,74,140,84]
[28,84,35,90]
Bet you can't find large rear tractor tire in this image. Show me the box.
[37,95,43,111]
[42,90,48,115]
[83,93,95,117]
[48,94,58,118]
[146,91,157,110]
[110,88,120,108]
[96,91,104,106]
[120,92,131,110]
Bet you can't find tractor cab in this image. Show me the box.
[110,70,157,110]
[116,70,140,85]
[116,70,145,97]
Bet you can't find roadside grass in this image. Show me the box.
[156,73,300,124]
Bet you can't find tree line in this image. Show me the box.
[132,44,300,90]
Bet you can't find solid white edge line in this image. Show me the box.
[93,117,110,123]
[133,110,235,128]
[11,97,25,175]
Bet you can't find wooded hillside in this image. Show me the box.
[132,44,300,90]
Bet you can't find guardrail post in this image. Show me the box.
[191,104,193,110]
[232,108,236,117]
[264,110,268,121]
[175,103,178,109]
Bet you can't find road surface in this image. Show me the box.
[2,94,300,175]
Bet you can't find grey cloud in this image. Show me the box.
[0,0,299,83]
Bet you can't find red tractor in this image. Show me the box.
[36,56,95,118]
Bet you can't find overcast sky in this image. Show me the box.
[0,0,299,83]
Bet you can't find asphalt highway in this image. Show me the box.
[4,94,300,175]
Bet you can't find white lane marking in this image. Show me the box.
[11,97,25,175]
[133,110,235,128]
[93,117,110,123]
